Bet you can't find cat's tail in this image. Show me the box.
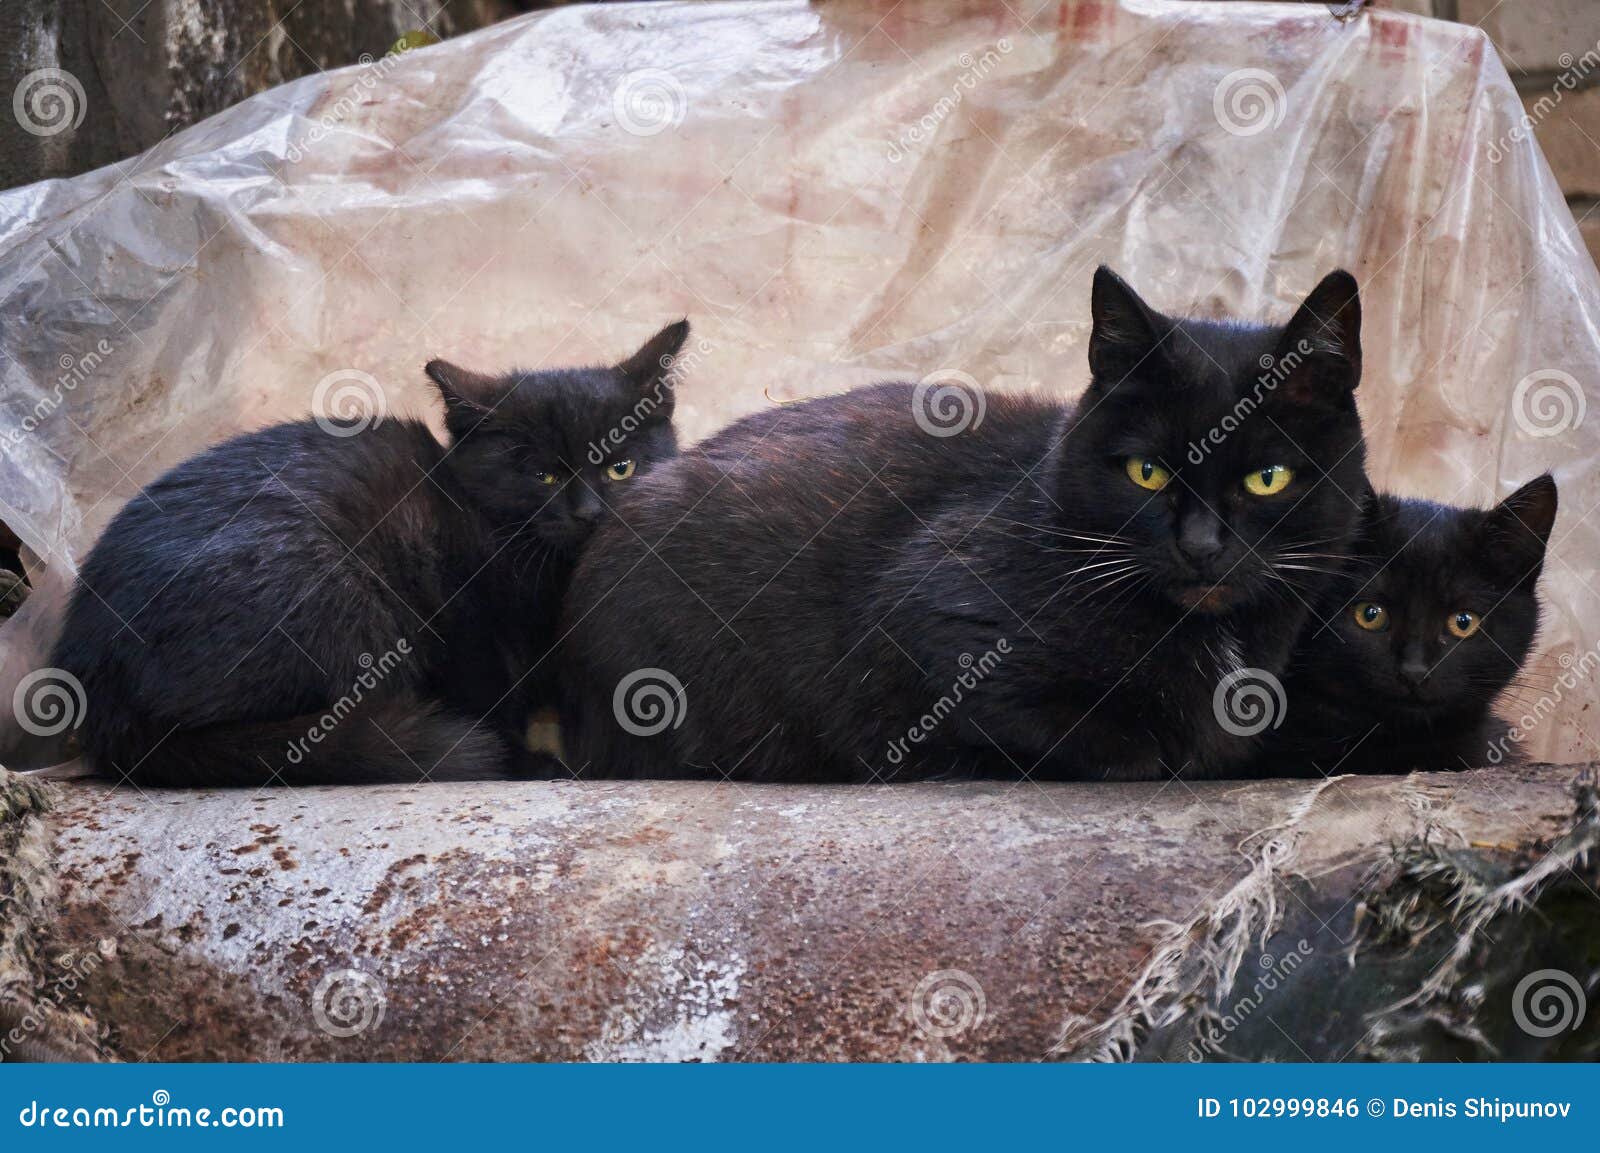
[94,698,512,788]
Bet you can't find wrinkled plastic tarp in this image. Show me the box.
[0,0,1596,765]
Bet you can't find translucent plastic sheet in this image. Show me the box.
[1,0,1597,767]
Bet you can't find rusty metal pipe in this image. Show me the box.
[37,766,1579,1061]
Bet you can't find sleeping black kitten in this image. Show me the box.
[560,269,1370,781]
[49,321,687,786]
[1252,476,1557,776]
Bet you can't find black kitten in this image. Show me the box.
[49,321,687,786]
[1254,477,1558,776]
[560,269,1369,781]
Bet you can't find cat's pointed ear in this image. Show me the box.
[1486,473,1558,582]
[425,359,501,442]
[1277,270,1361,405]
[617,320,691,414]
[1352,485,1387,548]
[424,359,495,416]
[1088,267,1164,385]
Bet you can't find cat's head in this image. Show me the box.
[425,320,688,547]
[1309,478,1557,721]
[1054,267,1368,615]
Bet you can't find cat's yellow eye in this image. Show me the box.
[1353,601,1389,632]
[1125,457,1172,492]
[1243,464,1294,496]
[606,459,637,481]
[1447,610,1481,639]
[536,471,559,486]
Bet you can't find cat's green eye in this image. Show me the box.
[536,471,559,486]
[606,459,637,481]
[1243,464,1293,496]
[1125,457,1172,492]
[1447,610,1481,639]
[1353,601,1389,632]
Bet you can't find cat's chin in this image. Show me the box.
[535,527,593,551]
[1171,582,1242,614]
[1394,689,1455,716]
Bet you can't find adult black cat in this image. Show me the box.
[50,321,687,786]
[1252,476,1557,776]
[561,269,1370,781]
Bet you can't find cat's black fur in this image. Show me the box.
[1252,476,1557,776]
[561,269,1370,781]
[51,321,688,786]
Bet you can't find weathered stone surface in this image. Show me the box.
[1460,0,1600,76]
[1579,207,1600,268]
[0,0,522,191]
[1371,0,1437,15]
[1524,84,1600,200]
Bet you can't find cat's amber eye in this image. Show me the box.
[536,471,559,486]
[1243,464,1293,496]
[606,459,637,481]
[1125,457,1172,492]
[1447,610,1481,639]
[1352,601,1389,632]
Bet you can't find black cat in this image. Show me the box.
[560,269,1370,781]
[50,321,687,786]
[1252,476,1558,776]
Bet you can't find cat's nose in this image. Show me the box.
[569,489,604,523]
[1398,645,1430,686]
[1176,511,1225,566]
